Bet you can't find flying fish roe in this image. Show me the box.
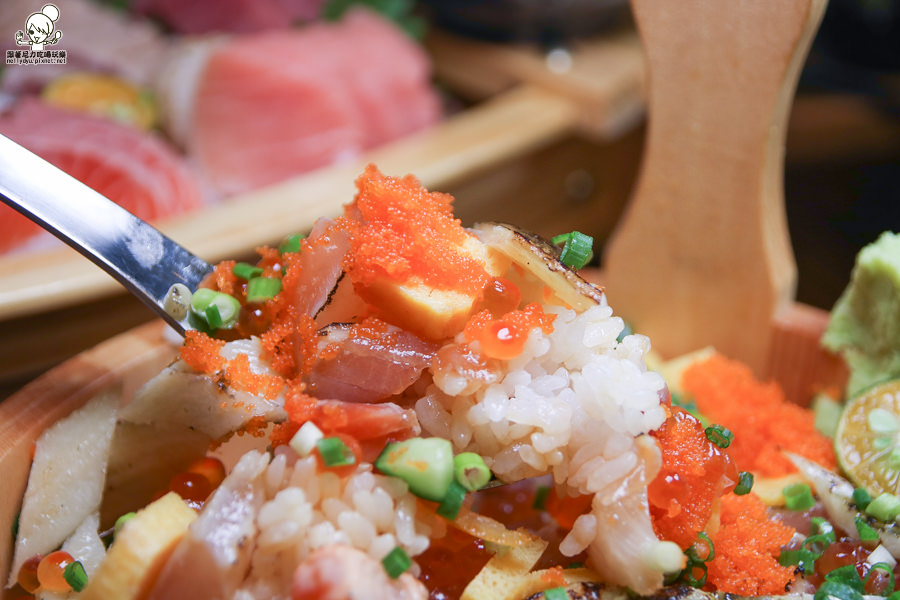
[648,407,738,548]
[224,353,284,400]
[269,386,317,447]
[209,259,239,295]
[344,165,493,295]
[181,330,226,374]
[463,303,556,361]
[681,353,836,477]
[706,493,796,595]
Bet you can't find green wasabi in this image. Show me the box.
[823,231,900,398]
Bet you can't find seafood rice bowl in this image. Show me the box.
[5,166,870,600]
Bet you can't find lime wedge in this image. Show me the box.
[835,380,900,497]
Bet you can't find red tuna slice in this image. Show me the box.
[0,99,205,253]
[335,9,442,149]
[284,218,352,317]
[188,10,440,196]
[309,322,438,404]
[133,0,323,34]
[190,29,366,196]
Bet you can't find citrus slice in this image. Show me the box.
[835,380,900,497]
[42,73,157,131]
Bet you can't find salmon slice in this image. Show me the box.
[187,9,440,196]
[0,99,205,253]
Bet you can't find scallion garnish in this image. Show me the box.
[453,452,492,491]
[811,517,836,543]
[734,471,753,495]
[783,482,816,511]
[279,233,306,255]
[63,560,87,592]
[779,548,818,573]
[246,277,282,303]
[544,587,568,600]
[678,532,714,588]
[802,533,832,558]
[436,480,466,521]
[855,516,880,541]
[815,580,864,600]
[190,289,241,330]
[853,487,873,510]
[381,546,411,579]
[533,485,551,511]
[704,424,733,449]
[551,231,594,269]
[114,512,136,536]
[63,560,88,592]
[825,564,865,590]
[316,437,356,468]
[867,492,900,522]
[233,262,263,280]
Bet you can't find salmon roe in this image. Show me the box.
[648,407,739,549]
[36,550,76,593]
[681,353,836,477]
[16,554,41,593]
[344,165,493,295]
[463,303,556,360]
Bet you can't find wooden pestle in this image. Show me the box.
[603,0,828,374]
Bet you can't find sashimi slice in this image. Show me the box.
[0,98,205,253]
[190,29,366,195]
[133,0,324,34]
[185,9,441,196]
[333,9,442,149]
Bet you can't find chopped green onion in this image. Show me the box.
[551,231,594,269]
[867,493,900,522]
[888,591,900,600]
[533,485,551,511]
[375,437,454,502]
[825,564,865,590]
[704,424,733,449]
[205,303,224,329]
[854,487,873,510]
[811,517,836,543]
[691,532,715,562]
[63,560,88,592]
[279,233,305,255]
[453,452,492,491]
[289,421,324,457]
[864,562,895,596]
[316,437,356,468]
[803,533,833,558]
[436,480,466,521]
[783,482,816,511]
[815,580,864,600]
[246,276,282,303]
[566,562,585,569]
[779,548,818,573]
[543,588,568,600]
[855,516,880,541]
[190,288,241,330]
[734,471,754,495]
[114,512,136,536]
[616,321,633,343]
[381,546,411,579]
[233,262,264,280]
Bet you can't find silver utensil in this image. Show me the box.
[0,134,213,334]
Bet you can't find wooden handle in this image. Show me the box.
[603,0,827,373]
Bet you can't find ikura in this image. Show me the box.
[36,550,76,592]
[157,455,227,510]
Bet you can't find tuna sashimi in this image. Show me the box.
[0,99,205,253]
[173,9,441,196]
[133,0,324,34]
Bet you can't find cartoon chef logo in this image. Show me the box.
[16,4,62,52]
